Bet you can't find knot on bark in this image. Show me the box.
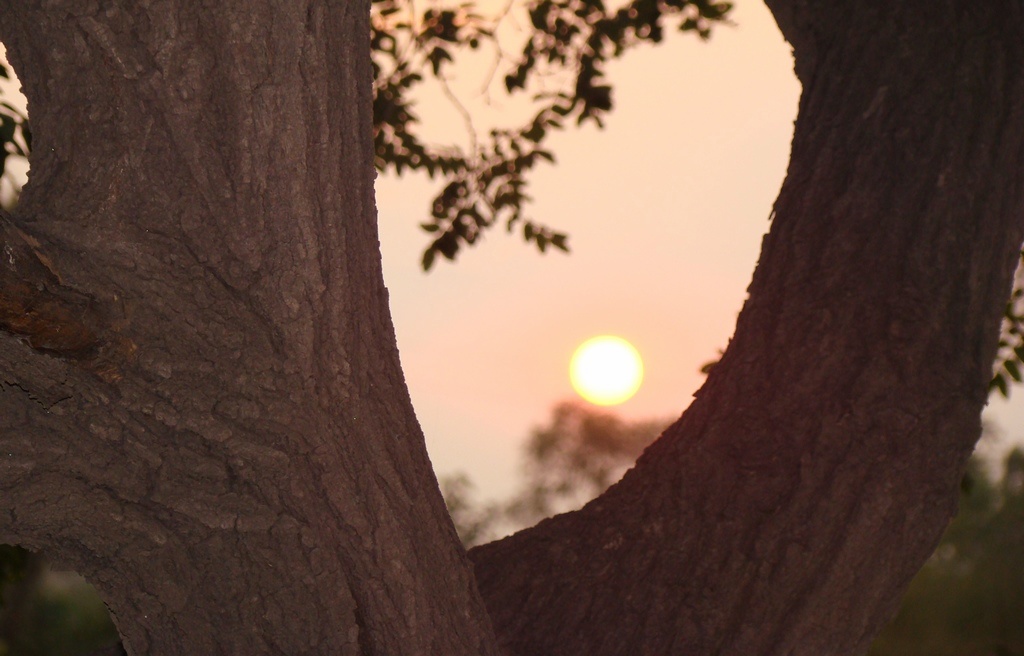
[0,210,135,381]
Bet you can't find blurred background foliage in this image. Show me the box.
[868,449,1024,656]
[0,556,121,656]
[443,400,672,545]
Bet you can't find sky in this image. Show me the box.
[374,0,799,499]
[2,2,1023,501]
[374,0,1024,498]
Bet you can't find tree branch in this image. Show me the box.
[470,3,1024,654]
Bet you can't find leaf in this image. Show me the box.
[1006,359,1022,382]
[428,47,453,75]
[523,122,546,143]
[991,373,1009,398]
[0,115,15,143]
[551,103,573,117]
[436,232,459,259]
[530,1,551,30]
[422,247,436,271]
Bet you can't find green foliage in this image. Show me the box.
[0,545,30,608]
[0,552,121,656]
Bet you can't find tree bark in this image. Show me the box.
[471,2,1024,654]
[0,2,497,654]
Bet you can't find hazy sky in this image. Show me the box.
[375,0,1024,498]
[2,2,1022,500]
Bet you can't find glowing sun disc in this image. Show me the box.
[570,336,644,406]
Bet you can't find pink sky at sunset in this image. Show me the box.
[375,0,1024,497]
[374,0,798,497]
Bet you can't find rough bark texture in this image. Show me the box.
[0,2,498,654]
[471,2,1024,654]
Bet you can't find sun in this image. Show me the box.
[569,336,644,406]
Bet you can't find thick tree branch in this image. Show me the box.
[472,2,1024,655]
[0,3,499,654]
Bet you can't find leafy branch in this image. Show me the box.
[369,0,733,269]
[0,0,734,268]
[991,258,1024,398]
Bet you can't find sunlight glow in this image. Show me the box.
[569,336,644,406]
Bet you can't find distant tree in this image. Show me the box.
[444,401,671,546]
[440,473,504,548]
[501,401,667,524]
[0,555,119,656]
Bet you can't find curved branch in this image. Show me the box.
[471,3,1024,654]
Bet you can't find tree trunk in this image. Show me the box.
[0,2,497,654]
[471,2,1024,654]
